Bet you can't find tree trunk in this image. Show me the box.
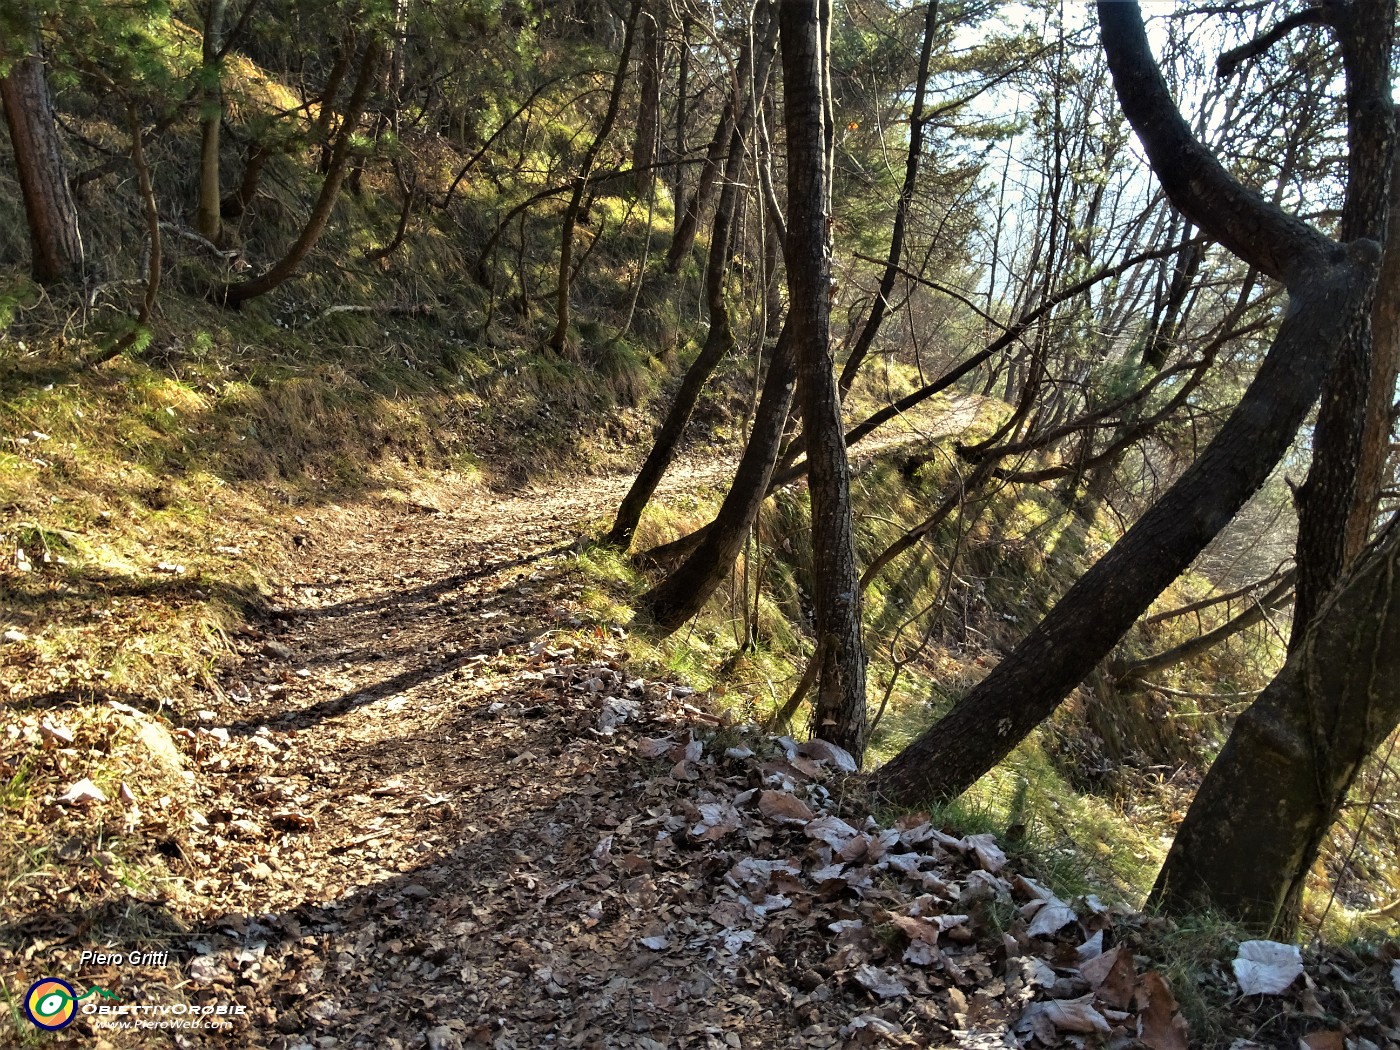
[632,3,661,195]
[1,20,84,285]
[1150,516,1400,933]
[643,326,796,629]
[1352,151,1400,556]
[670,14,689,236]
[780,0,867,764]
[217,38,381,307]
[196,0,229,245]
[548,0,642,355]
[868,0,1380,806]
[222,140,271,219]
[1288,0,1395,647]
[836,0,938,399]
[666,100,736,273]
[606,5,778,548]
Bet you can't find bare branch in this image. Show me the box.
[1216,7,1327,80]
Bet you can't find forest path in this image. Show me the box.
[162,399,992,1049]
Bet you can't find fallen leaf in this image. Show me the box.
[1136,970,1189,1050]
[639,935,670,951]
[797,738,858,772]
[1300,1031,1345,1050]
[965,832,1006,873]
[757,789,814,824]
[1080,946,1135,1010]
[1234,940,1304,996]
[1020,994,1110,1034]
[57,778,108,806]
[853,963,909,999]
[805,813,860,849]
[1027,896,1078,937]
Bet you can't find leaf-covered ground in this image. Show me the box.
[3,458,1397,1049]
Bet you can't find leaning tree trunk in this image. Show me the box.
[605,4,777,549]
[643,325,796,629]
[1150,515,1400,933]
[1,17,84,285]
[869,0,1384,806]
[836,0,939,399]
[780,0,866,764]
[548,0,641,355]
[666,101,737,272]
[216,38,381,307]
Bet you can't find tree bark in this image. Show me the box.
[197,0,229,244]
[670,14,689,236]
[642,326,797,630]
[631,3,661,195]
[606,5,778,548]
[1150,516,1400,933]
[1,18,84,285]
[780,0,866,764]
[666,98,737,272]
[216,38,381,307]
[548,0,642,355]
[1289,0,1395,648]
[868,0,1379,806]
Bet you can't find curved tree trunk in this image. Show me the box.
[780,0,866,764]
[836,0,939,398]
[1,17,84,285]
[1150,516,1400,933]
[548,0,642,355]
[606,5,778,548]
[217,38,381,307]
[643,326,795,630]
[665,101,735,273]
[869,0,1381,806]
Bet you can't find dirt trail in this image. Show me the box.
[14,395,1391,1049]
[144,400,988,1049]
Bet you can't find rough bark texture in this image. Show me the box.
[1352,154,1400,558]
[1150,517,1400,932]
[631,4,661,195]
[1,29,84,285]
[1289,0,1395,646]
[218,39,381,306]
[780,0,866,764]
[642,326,796,630]
[868,0,1377,806]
